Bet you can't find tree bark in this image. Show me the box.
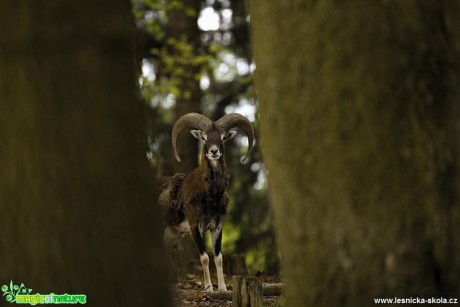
[169,0,203,174]
[240,277,263,307]
[249,1,460,306]
[162,0,204,279]
[0,1,171,306]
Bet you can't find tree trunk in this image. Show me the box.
[164,0,204,279]
[0,1,171,306]
[169,0,202,174]
[249,1,460,306]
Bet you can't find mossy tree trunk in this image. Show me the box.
[0,1,171,306]
[249,1,460,306]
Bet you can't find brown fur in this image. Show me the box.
[159,173,185,227]
[159,149,229,231]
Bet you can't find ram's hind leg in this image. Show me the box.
[191,225,213,291]
[211,226,227,291]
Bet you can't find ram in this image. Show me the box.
[159,112,254,292]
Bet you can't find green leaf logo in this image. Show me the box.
[2,280,33,304]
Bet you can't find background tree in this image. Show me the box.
[0,1,171,306]
[250,1,460,306]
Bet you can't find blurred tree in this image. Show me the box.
[250,1,460,306]
[0,1,171,306]
[167,0,203,174]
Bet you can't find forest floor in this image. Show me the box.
[172,272,283,307]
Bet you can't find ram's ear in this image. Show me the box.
[190,130,206,141]
[223,130,237,142]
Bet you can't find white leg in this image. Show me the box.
[211,228,227,291]
[214,253,227,291]
[191,225,213,291]
[200,253,213,291]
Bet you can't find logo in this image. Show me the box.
[2,281,86,305]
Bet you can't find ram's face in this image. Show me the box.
[190,128,237,161]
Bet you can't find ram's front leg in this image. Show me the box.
[191,225,213,291]
[211,225,227,291]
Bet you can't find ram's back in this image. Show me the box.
[158,173,186,227]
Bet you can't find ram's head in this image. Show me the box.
[171,113,255,162]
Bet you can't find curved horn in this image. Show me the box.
[172,113,212,162]
[216,113,255,162]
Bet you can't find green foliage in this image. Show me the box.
[134,0,211,104]
[133,0,197,41]
[142,0,197,17]
[158,36,211,100]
